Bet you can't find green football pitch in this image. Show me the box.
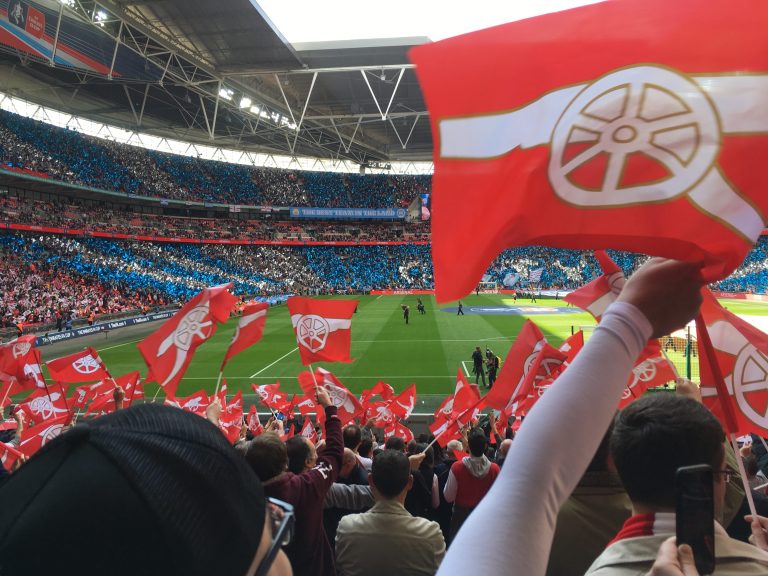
[38,295,768,414]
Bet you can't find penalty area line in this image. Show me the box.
[460,361,471,378]
[250,347,298,378]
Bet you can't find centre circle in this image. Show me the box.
[612,125,637,143]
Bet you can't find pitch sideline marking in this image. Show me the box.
[460,361,471,378]
[99,338,143,352]
[250,347,299,378]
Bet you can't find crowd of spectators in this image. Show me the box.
[0,237,157,330]
[5,262,768,576]
[0,109,428,208]
[0,194,429,242]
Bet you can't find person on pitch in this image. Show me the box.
[472,346,486,388]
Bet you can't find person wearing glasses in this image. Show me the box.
[584,393,768,574]
[245,385,343,576]
[0,403,294,576]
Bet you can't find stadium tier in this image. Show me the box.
[0,109,429,208]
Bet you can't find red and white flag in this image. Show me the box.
[138,284,237,397]
[120,372,144,408]
[484,320,546,410]
[221,302,268,369]
[361,381,395,404]
[0,442,23,472]
[390,384,417,420]
[164,390,210,416]
[299,367,363,425]
[247,405,264,437]
[219,391,243,444]
[559,330,585,363]
[620,341,678,407]
[565,252,626,321]
[410,0,768,302]
[71,380,113,411]
[252,382,291,413]
[450,370,482,420]
[46,348,109,383]
[697,289,768,436]
[0,336,46,389]
[510,344,570,415]
[294,394,318,417]
[16,384,70,425]
[287,297,358,365]
[384,420,414,444]
[18,415,68,458]
[300,416,318,444]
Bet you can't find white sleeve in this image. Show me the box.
[436,302,651,576]
[432,473,440,508]
[443,469,458,503]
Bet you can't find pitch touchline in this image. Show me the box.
[250,347,299,378]
[99,338,143,352]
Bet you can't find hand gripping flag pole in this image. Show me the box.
[696,313,757,519]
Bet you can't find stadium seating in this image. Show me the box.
[0,109,429,208]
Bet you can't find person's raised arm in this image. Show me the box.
[437,259,703,576]
[314,385,343,486]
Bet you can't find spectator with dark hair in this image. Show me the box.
[405,441,439,520]
[443,427,500,542]
[336,450,445,576]
[0,403,292,576]
[385,436,407,452]
[585,393,768,574]
[244,386,342,576]
[343,424,362,451]
[286,435,316,475]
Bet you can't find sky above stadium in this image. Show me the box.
[259,0,607,46]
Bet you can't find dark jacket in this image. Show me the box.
[264,405,343,576]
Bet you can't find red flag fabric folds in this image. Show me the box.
[697,289,768,436]
[384,420,414,444]
[247,405,264,437]
[287,297,358,365]
[219,391,243,444]
[564,252,626,321]
[46,348,109,383]
[301,368,363,426]
[164,390,211,416]
[0,337,45,389]
[410,0,768,302]
[221,302,268,369]
[17,415,68,458]
[620,342,677,408]
[16,385,70,425]
[484,320,546,410]
[300,417,318,444]
[138,283,236,397]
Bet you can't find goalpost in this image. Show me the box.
[477,281,500,293]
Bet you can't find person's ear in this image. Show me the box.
[407,474,414,491]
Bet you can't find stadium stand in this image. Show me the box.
[0,109,430,209]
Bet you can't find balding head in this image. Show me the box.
[499,438,513,458]
[341,447,358,477]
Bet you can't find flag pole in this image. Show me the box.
[695,314,756,517]
[660,347,680,379]
[730,433,758,519]
[213,370,224,397]
[0,382,13,415]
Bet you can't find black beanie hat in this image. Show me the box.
[0,403,266,576]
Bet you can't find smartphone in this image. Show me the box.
[675,464,715,575]
[275,412,285,421]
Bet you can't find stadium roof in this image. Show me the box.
[0,0,602,167]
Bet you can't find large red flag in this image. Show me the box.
[164,390,211,416]
[16,385,70,425]
[300,368,363,425]
[384,420,414,444]
[697,289,768,436]
[390,384,417,420]
[564,252,626,321]
[71,380,113,411]
[17,415,68,458]
[484,320,546,410]
[219,391,243,444]
[247,405,264,437]
[138,284,236,397]
[620,341,678,407]
[0,441,23,472]
[47,348,110,383]
[450,370,482,419]
[509,344,569,415]
[0,337,46,389]
[221,302,268,369]
[410,0,768,302]
[287,297,358,365]
[300,416,318,444]
[252,382,291,413]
